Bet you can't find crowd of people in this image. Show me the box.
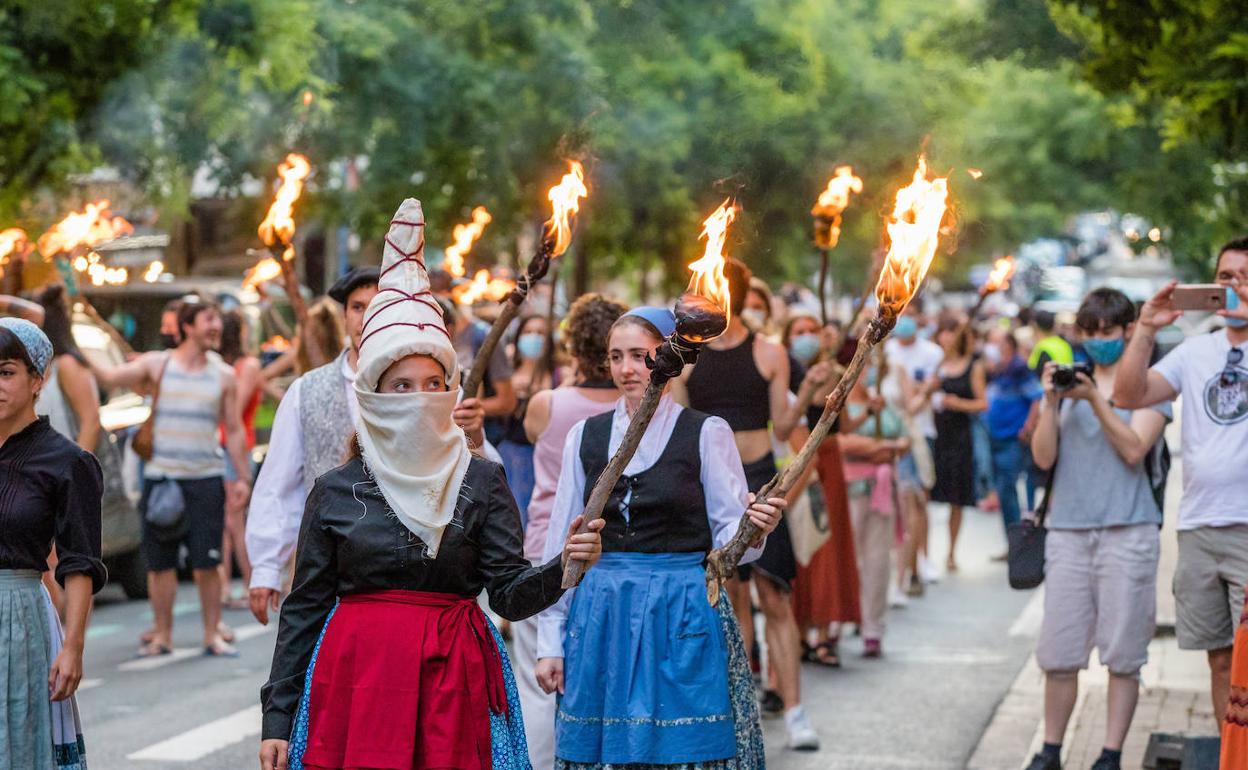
[0,210,1246,770]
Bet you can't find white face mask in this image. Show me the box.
[353,386,472,558]
[983,343,1003,366]
[741,308,768,330]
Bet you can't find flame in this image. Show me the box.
[243,257,283,289]
[452,268,516,305]
[811,166,863,249]
[686,199,737,319]
[258,153,311,248]
[541,161,588,257]
[36,201,133,257]
[981,255,1015,295]
[263,335,291,352]
[967,168,984,180]
[874,156,950,316]
[143,261,165,283]
[0,228,28,276]
[444,206,493,278]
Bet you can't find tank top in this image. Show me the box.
[146,353,226,480]
[686,332,771,431]
[524,388,617,559]
[219,357,261,450]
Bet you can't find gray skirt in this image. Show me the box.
[0,570,88,770]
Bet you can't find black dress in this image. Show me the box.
[261,454,565,741]
[931,362,978,507]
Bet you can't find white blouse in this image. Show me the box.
[536,395,764,659]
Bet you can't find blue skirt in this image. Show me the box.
[557,552,736,766]
[288,604,531,770]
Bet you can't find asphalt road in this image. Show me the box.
[78,501,1035,770]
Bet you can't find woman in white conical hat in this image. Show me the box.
[259,199,603,770]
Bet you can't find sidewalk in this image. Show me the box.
[969,419,1221,769]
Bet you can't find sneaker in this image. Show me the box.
[760,689,784,716]
[1024,752,1061,770]
[784,707,820,751]
[906,574,925,598]
[862,638,882,658]
[918,555,941,584]
[888,583,910,609]
[1089,756,1119,770]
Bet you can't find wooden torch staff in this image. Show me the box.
[278,246,309,326]
[561,293,726,589]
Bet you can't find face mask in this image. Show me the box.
[789,334,821,365]
[160,333,179,349]
[1227,286,1248,329]
[894,317,918,339]
[1084,336,1125,366]
[517,333,545,361]
[741,308,767,330]
[982,343,1002,366]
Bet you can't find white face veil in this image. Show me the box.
[352,199,472,557]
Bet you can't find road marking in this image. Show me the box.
[1008,587,1045,637]
[85,623,123,641]
[78,678,103,692]
[115,623,273,672]
[126,704,261,762]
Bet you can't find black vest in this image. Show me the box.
[579,408,712,554]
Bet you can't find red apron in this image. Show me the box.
[301,590,507,770]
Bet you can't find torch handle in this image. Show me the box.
[818,248,830,327]
[461,298,521,400]
[560,379,666,589]
[277,246,309,327]
[704,314,894,605]
[968,290,989,322]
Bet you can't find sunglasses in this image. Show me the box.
[1222,347,1245,388]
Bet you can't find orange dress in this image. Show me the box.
[791,438,861,628]
[1222,586,1248,769]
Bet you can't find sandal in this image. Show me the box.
[135,642,172,659]
[217,621,236,644]
[204,641,240,658]
[810,640,841,668]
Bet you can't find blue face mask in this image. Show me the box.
[517,333,545,361]
[894,317,918,339]
[789,334,821,365]
[1084,336,1125,366]
[1227,286,1248,329]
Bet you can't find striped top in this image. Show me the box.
[144,353,227,480]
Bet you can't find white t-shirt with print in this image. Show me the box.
[1152,329,1248,529]
[886,337,945,439]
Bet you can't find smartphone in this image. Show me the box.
[1172,284,1227,311]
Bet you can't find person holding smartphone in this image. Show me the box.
[1025,288,1171,770]
[1114,237,1248,729]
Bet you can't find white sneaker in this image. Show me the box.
[888,583,909,609]
[918,556,941,584]
[784,706,820,751]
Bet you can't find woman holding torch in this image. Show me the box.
[259,200,604,770]
[535,308,786,770]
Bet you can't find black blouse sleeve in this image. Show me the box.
[261,481,338,741]
[53,450,107,593]
[477,463,565,622]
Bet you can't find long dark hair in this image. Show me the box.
[219,309,248,365]
[36,285,86,365]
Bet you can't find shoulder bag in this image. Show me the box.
[132,355,169,462]
[1006,407,1059,590]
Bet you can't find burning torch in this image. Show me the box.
[968,255,1016,320]
[256,153,312,325]
[0,228,30,290]
[811,166,863,326]
[460,161,587,400]
[704,156,951,605]
[561,200,737,589]
[444,206,492,281]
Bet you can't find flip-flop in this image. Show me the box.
[135,643,172,659]
[204,643,240,658]
[811,641,841,668]
[217,622,236,644]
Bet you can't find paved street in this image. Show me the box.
[80,503,1033,770]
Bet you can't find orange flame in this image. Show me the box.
[686,199,737,320]
[36,201,133,257]
[541,161,588,257]
[243,257,283,289]
[981,255,1015,295]
[444,206,493,278]
[263,335,292,352]
[967,168,984,180]
[258,153,312,249]
[811,166,863,249]
[452,269,517,306]
[0,228,28,276]
[874,156,950,316]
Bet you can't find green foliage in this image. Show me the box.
[2,0,1238,288]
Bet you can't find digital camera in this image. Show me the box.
[1052,361,1094,391]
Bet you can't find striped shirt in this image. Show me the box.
[144,353,227,480]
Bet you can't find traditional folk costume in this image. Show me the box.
[262,201,565,770]
[0,320,105,770]
[538,371,767,769]
[1223,586,1248,770]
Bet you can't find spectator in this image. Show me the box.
[1028,309,1073,371]
[1025,287,1170,770]
[1113,237,1248,725]
[217,309,262,609]
[983,328,1042,536]
[444,300,518,445]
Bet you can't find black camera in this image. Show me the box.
[1052,361,1094,391]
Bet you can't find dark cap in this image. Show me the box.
[327,266,381,304]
